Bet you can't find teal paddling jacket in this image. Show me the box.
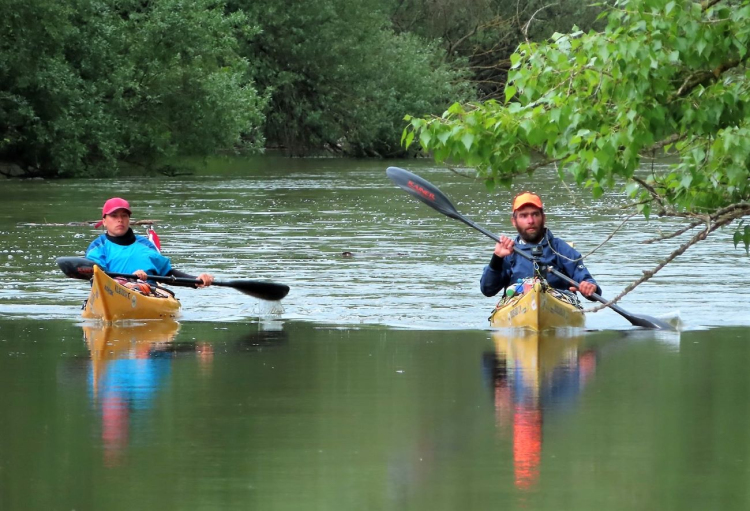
[480,229,601,299]
[86,228,172,276]
[86,228,198,283]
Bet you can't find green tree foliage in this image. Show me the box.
[390,0,605,100]
[405,0,750,260]
[231,0,474,156]
[0,0,265,178]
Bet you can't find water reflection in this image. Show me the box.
[84,321,181,466]
[82,321,288,467]
[485,331,599,491]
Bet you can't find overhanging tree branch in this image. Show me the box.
[584,211,737,312]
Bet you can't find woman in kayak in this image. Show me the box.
[86,197,215,287]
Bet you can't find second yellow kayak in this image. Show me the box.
[488,279,584,331]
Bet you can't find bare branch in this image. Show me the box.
[640,202,750,243]
[446,166,475,179]
[632,176,670,214]
[644,132,687,153]
[580,213,637,259]
[446,25,479,56]
[701,0,724,10]
[584,210,743,312]
[668,57,745,102]
[640,220,704,244]
[522,3,557,42]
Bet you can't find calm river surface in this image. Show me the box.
[1,156,749,510]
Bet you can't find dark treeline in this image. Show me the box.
[0,0,602,178]
[389,0,604,100]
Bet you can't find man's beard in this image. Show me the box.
[516,223,545,244]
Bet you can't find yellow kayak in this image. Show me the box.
[82,265,181,322]
[488,279,584,331]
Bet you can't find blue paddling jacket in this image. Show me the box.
[86,229,172,276]
[480,229,601,299]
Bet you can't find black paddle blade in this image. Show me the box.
[57,257,96,280]
[386,167,463,220]
[219,280,290,301]
[607,304,675,330]
[634,316,675,330]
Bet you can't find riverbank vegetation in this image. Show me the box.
[1,0,599,177]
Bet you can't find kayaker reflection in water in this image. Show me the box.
[86,197,215,287]
[480,192,600,299]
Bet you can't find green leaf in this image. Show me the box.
[515,153,531,171]
[447,103,464,115]
[404,130,415,149]
[695,38,707,56]
[419,130,432,148]
[592,183,604,198]
[624,182,639,197]
[637,202,652,219]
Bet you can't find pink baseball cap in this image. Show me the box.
[95,198,131,227]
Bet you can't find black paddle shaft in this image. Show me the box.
[385,166,675,330]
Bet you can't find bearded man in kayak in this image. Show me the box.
[86,198,215,287]
[480,192,600,299]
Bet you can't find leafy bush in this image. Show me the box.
[0,0,265,177]
[234,0,474,156]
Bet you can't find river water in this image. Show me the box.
[1,156,749,510]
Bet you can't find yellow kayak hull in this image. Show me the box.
[82,265,181,322]
[489,281,584,331]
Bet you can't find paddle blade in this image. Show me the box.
[57,257,96,280]
[386,167,463,220]
[217,280,290,301]
[607,304,676,330]
[635,316,675,330]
